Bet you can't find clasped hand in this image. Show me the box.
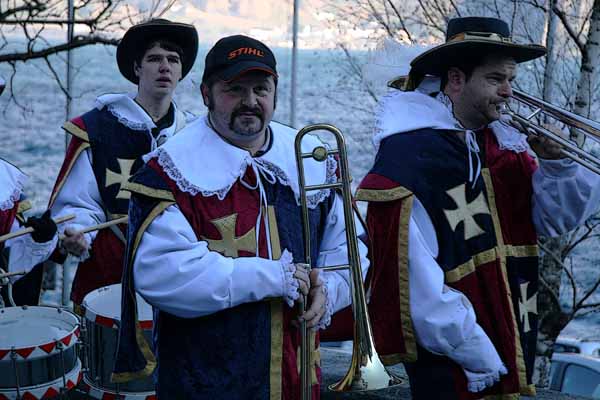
[59,227,89,257]
[293,263,327,329]
[510,120,565,160]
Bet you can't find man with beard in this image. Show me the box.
[357,17,600,399]
[113,35,369,399]
[38,19,198,309]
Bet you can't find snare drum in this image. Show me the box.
[0,306,82,399]
[81,284,155,398]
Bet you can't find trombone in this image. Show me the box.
[504,89,600,175]
[294,124,400,400]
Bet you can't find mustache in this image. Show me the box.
[232,106,263,119]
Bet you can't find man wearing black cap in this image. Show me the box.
[357,17,600,399]
[113,34,369,399]
[36,19,199,308]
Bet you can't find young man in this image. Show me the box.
[44,19,198,307]
[358,17,600,399]
[113,35,369,399]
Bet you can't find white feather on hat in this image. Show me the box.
[361,38,433,92]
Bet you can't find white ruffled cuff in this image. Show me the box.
[280,249,298,307]
[464,363,508,393]
[30,234,59,256]
[314,273,334,331]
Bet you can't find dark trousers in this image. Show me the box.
[403,346,460,400]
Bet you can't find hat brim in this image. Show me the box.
[218,61,278,82]
[117,22,198,84]
[410,40,546,76]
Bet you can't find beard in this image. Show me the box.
[228,106,265,136]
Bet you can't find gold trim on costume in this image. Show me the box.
[482,169,534,397]
[267,206,283,400]
[123,181,175,202]
[505,245,538,258]
[110,200,173,383]
[445,248,497,283]
[270,300,283,400]
[355,186,412,203]
[397,195,417,362]
[62,121,90,142]
[444,244,538,283]
[49,141,91,207]
[16,200,32,215]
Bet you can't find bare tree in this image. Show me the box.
[0,0,177,108]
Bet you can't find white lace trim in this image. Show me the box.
[0,173,25,211]
[280,249,298,307]
[256,155,338,209]
[464,363,508,393]
[0,184,23,212]
[435,91,454,111]
[29,234,59,255]
[153,147,245,199]
[315,273,333,331]
[153,147,338,209]
[105,103,154,132]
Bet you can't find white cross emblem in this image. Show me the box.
[443,184,490,240]
[519,282,537,333]
[105,158,136,200]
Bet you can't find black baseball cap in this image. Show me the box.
[202,35,277,84]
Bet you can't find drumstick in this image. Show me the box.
[0,214,76,244]
[0,270,26,279]
[58,216,128,240]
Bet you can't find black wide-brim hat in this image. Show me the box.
[410,17,546,76]
[117,19,198,84]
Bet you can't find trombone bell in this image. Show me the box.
[294,124,401,398]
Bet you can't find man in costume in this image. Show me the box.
[42,19,198,308]
[113,35,369,399]
[357,17,600,399]
[0,79,58,306]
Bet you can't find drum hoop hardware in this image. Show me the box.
[10,348,21,400]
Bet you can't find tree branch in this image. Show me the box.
[553,5,586,51]
[0,35,119,63]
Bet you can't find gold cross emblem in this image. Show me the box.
[201,214,256,257]
[443,184,490,240]
[105,158,136,200]
[296,331,321,384]
[519,282,537,333]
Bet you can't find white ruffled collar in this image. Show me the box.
[144,116,337,208]
[95,93,158,132]
[373,85,529,154]
[95,92,184,151]
[0,159,28,211]
[373,88,530,187]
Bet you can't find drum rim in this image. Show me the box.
[0,306,80,361]
[82,284,153,329]
[0,357,82,399]
[81,375,156,399]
